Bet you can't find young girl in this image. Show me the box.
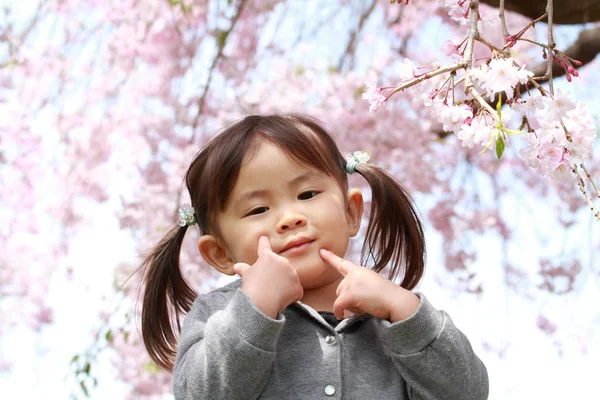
[141,114,489,399]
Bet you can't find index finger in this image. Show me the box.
[319,249,353,276]
[257,236,273,257]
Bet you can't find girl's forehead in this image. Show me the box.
[240,140,314,172]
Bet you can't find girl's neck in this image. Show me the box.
[299,276,343,312]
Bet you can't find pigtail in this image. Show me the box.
[141,224,197,371]
[355,164,426,290]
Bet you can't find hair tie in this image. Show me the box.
[178,203,197,227]
[345,151,370,174]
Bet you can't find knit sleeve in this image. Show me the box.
[378,294,489,400]
[172,288,285,400]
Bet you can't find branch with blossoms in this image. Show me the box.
[366,0,599,220]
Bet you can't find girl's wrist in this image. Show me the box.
[242,287,279,319]
[387,288,420,323]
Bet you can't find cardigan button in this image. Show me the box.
[324,384,336,396]
[325,335,336,344]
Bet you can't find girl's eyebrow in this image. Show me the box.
[289,171,319,186]
[233,189,269,210]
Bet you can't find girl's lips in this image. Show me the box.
[280,239,315,255]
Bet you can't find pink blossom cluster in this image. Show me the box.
[362,82,387,112]
[441,0,495,26]
[420,96,474,134]
[442,0,471,25]
[514,92,595,179]
[470,57,533,101]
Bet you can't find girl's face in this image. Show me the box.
[200,140,363,290]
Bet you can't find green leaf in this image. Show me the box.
[354,87,364,99]
[105,329,112,342]
[71,355,79,364]
[503,128,523,136]
[83,362,91,375]
[496,136,505,159]
[216,30,229,49]
[80,381,89,397]
[143,361,160,374]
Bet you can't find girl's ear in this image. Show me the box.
[346,188,364,237]
[198,235,236,275]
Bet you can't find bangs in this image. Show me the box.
[187,114,348,235]
[257,116,347,187]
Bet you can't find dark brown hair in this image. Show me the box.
[141,114,425,371]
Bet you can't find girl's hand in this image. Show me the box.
[319,249,420,322]
[234,236,304,319]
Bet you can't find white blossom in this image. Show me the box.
[472,58,533,101]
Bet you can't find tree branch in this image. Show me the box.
[190,0,247,138]
[338,0,377,71]
[480,0,600,25]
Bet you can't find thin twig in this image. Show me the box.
[546,0,555,94]
[190,0,247,141]
[573,165,600,220]
[560,120,599,218]
[387,63,466,96]
[338,0,377,71]
[581,164,600,198]
[463,1,498,118]
[499,0,510,47]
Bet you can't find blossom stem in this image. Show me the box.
[501,13,548,51]
[431,73,454,102]
[518,38,550,48]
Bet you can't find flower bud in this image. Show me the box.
[571,59,582,66]
[566,74,572,82]
[567,66,579,77]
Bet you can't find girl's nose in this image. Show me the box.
[277,211,307,232]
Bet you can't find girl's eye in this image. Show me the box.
[246,207,268,216]
[298,191,319,200]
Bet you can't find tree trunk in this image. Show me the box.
[480,0,600,24]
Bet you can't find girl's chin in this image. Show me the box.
[296,267,341,289]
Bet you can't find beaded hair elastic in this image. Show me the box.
[178,203,197,227]
[345,151,370,174]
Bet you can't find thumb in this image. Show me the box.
[233,262,251,277]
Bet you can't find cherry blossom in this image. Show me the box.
[456,115,495,148]
[470,57,533,101]
[362,82,387,112]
